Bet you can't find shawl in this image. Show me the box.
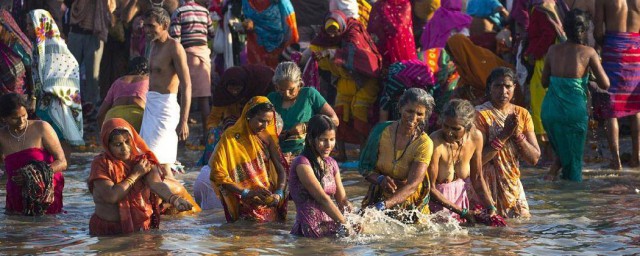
[358,121,393,176]
[18,161,55,216]
[0,9,33,65]
[88,118,161,234]
[311,10,349,47]
[209,96,286,222]
[445,34,513,92]
[212,64,275,106]
[420,0,471,50]
[242,0,298,52]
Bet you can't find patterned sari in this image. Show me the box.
[0,10,33,94]
[29,10,84,146]
[367,0,417,68]
[209,96,287,222]
[475,102,531,218]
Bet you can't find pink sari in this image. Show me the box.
[4,148,64,214]
[367,0,417,68]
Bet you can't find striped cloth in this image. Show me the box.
[602,32,640,118]
[169,1,215,48]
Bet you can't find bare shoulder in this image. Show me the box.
[470,126,484,143]
[32,120,53,133]
[429,130,445,149]
[169,38,184,52]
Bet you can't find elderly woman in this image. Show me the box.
[309,10,381,151]
[267,62,338,161]
[209,96,288,222]
[26,9,84,148]
[89,118,193,236]
[475,67,540,218]
[541,10,609,181]
[428,99,497,223]
[97,57,150,132]
[359,88,434,222]
[0,93,66,215]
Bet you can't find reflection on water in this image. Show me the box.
[1,150,640,254]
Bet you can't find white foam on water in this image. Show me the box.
[338,208,467,244]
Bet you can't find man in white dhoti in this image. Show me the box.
[139,7,192,179]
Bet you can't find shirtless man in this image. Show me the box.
[140,7,192,179]
[428,99,496,223]
[595,0,640,169]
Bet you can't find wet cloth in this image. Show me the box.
[140,92,180,165]
[243,0,299,67]
[289,156,340,238]
[185,45,212,98]
[359,122,433,218]
[267,87,327,154]
[475,102,532,218]
[17,161,56,216]
[601,32,640,118]
[420,0,471,50]
[89,118,162,235]
[541,76,589,182]
[428,178,470,220]
[367,0,417,67]
[29,10,84,146]
[4,148,64,215]
[104,105,145,132]
[381,60,435,120]
[193,166,223,210]
[445,34,513,102]
[209,96,287,222]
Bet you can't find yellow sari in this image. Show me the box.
[209,96,286,222]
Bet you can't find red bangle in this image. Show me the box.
[490,138,504,151]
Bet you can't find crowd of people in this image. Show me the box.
[0,0,638,239]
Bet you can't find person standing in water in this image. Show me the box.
[138,7,192,180]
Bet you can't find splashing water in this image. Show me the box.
[339,208,467,244]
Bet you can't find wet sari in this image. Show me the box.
[209,96,287,222]
[29,10,84,146]
[359,122,434,221]
[88,118,162,235]
[475,102,532,218]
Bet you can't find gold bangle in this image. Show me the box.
[124,177,136,187]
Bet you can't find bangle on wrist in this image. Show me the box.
[168,194,179,205]
[376,175,385,185]
[240,188,250,198]
[124,177,136,187]
[490,138,505,151]
[489,205,497,212]
[375,201,386,211]
[275,189,284,199]
[460,208,469,217]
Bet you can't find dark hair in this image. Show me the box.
[246,102,275,119]
[301,115,337,188]
[128,57,149,75]
[439,99,476,131]
[0,93,28,117]
[564,9,590,45]
[108,128,132,144]
[485,67,517,97]
[145,7,171,27]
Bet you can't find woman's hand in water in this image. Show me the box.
[243,188,271,205]
[380,176,398,194]
[133,158,152,177]
[499,114,519,141]
[172,196,194,212]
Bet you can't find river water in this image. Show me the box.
[1,147,640,255]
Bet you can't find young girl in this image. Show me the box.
[289,114,352,238]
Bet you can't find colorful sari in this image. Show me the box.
[88,118,161,235]
[0,10,32,94]
[367,0,417,68]
[420,0,471,51]
[475,102,532,218]
[4,147,64,215]
[359,122,433,221]
[209,96,287,222]
[540,76,589,182]
[601,32,640,118]
[445,34,516,104]
[310,10,381,144]
[381,60,435,120]
[29,10,84,146]
[422,48,459,127]
[243,0,299,68]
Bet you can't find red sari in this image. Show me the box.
[4,148,64,214]
[367,0,417,68]
[88,118,161,235]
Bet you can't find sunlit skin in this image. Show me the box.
[144,17,166,42]
[4,107,29,133]
[314,130,337,159]
[441,117,467,144]
[248,111,274,134]
[489,76,515,109]
[108,133,133,162]
[276,80,301,102]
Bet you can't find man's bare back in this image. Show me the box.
[596,0,640,44]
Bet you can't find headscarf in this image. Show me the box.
[0,9,33,65]
[311,10,349,47]
[212,64,275,106]
[89,118,161,234]
[209,96,285,222]
[420,0,471,50]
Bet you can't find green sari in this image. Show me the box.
[540,76,589,182]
